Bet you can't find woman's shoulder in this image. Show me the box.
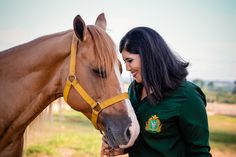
[177,80,202,93]
[173,80,206,106]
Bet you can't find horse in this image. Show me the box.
[0,13,140,157]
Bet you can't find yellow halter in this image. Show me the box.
[63,33,129,129]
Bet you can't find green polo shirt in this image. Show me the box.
[128,80,211,157]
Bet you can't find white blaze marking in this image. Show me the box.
[114,62,140,148]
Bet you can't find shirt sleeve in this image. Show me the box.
[179,86,212,157]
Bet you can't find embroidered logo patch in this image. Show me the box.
[145,115,162,133]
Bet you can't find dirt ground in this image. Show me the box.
[206,103,236,117]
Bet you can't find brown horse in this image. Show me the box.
[0,13,139,157]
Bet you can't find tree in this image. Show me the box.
[192,79,205,88]
[207,81,214,90]
[233,80,236,94]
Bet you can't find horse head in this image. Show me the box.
[62,13,140,149]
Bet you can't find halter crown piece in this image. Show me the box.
[63,33,129,129]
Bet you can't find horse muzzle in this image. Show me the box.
[101,108,140,149]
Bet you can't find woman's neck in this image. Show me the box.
[141,87,147,100]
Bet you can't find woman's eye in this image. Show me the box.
[126,59,133,63]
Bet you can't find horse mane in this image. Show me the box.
[87,25,117,74]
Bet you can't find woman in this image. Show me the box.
[101,27,211,157]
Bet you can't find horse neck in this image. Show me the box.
[0,30,72,131]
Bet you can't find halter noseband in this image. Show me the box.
[63,33,129,129]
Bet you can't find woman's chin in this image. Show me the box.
[134,78,142,83]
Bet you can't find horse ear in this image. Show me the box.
[73,15,87,41]
[95,13,107,31]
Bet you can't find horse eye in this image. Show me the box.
[92,68,107,78]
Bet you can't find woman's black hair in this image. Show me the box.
[119,27,189,102]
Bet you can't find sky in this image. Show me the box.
[0,0,236,82]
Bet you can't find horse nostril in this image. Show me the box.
[124,127,131,142]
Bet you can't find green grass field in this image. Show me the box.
[24,110,102,157]
[23,109,236,157]
[208,115,236,156]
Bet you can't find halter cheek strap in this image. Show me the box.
[63,33,129,129]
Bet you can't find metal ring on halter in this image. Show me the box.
[67,75,77,82]
[92,102,102,112]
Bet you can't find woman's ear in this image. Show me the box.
[95,13,107,31]
[73,15,87,41]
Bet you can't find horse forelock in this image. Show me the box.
[87,25,117,74]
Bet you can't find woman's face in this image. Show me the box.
[122,50,142,83]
